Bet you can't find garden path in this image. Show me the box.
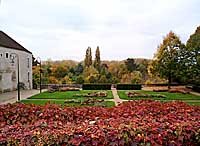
[0,89,45,105]
[111,88,122,106]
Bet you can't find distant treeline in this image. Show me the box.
[33,26,200,87]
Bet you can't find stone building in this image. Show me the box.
[0,31,32,93]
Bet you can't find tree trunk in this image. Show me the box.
[168,72,171,90]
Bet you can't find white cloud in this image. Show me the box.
[0,0,200,61]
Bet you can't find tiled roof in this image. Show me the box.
[0,31,32,54]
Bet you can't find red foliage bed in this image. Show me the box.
[0,100,199,145]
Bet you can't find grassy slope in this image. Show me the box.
[28,90,114,99]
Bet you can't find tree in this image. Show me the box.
[84,47,92,67]
[61,75,72,84]
[94,46,101,71]
[74,63,84,76]
[186,26,200,84]
[136,59,150,83]
[131,71,142,84]
[83,66,99,83]
[41,60,52,84]
[99,75,108,83]
[32,66,40,89]
[49,76,59,84]
[120,71,142,84]
[150,31,185,89]
[76,75,84,84]
[111,76,119,84]
[54,64,68,80]
[125,58,138,72]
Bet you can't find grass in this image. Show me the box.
[118,90,200,100]
[28,90,113,99]
[21,99,115,107]
[118,90,200,106]
[21,99,65,105]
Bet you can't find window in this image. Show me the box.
[5,53,9,58]
[27,58,30,68]
[28,72,30,82]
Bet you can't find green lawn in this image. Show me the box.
[118,90,200,105]
[28,90,113,99]
[21,99,65,105]
[21,99,115,107]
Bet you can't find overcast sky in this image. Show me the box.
[0,0,200,61]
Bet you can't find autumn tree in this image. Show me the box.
[54,64,68,80]
[186,26,200,84]
[125,58,138,72]
[32,66,40,89]
[150,31,185,89]
[84,47,92,67]
[76,75,84,84]
[41,60,52,84]
[99,75,108,83]
[136,59,150,83]
[83,66,99,83]
[120,71,142,84]
[61,75,72,84]
[94,46,101,72]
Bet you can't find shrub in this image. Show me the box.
[192,85,200,93]
[116,84,142,90]
[73,92,107,97]
[126,91,166,98]
[82,84,111,90]
[0,101,199,145]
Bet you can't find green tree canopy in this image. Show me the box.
[150,31,185,88]
[125,58,138,72]
[186,26,200,84]
[74,63,84,76]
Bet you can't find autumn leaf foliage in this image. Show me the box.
[0,100,200,145]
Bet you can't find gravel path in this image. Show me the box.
[111,88,122,106]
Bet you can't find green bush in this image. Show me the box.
[117,84,142,90]
[82,84,111,90]
[192,85,200,93]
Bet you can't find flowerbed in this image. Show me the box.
[152,88,190,94]
[168,88,190,94]
[73,92,107,97]
[65,98,105,105]
[59,87,80,92]
[0,100,200,145]
[126,91,166,98]
[48,85,80,93]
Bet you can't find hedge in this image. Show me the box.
[192,85,200,93]
[82,84,112,90]
[116,84,142,90]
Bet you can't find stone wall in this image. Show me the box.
[0,46,32,92]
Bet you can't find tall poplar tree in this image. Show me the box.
[84,47,92,67]
[94,46,101,71]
